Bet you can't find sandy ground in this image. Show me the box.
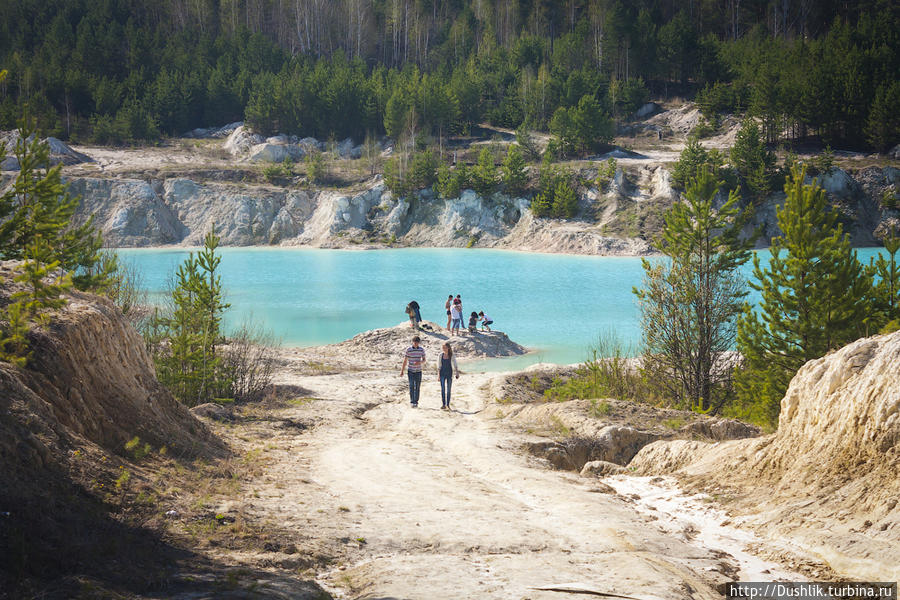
[195,333,824,600]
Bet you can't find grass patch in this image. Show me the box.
[549,415,571,437]
[589,399,611,417]
[544,331,654,403]
[663,417,686,430]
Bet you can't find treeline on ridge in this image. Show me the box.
[1,0,897,150]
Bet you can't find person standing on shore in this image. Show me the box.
[437,342,459,410]
[445,294,453,330]
[400,336,426,407]
[450,299,463,336]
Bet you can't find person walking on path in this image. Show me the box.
[450,300,463,336]
[445,295,453,330]
[400,336,426,407]
[437,342,459,410]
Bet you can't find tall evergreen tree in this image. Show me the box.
[735,167,872,425]
[157,229,230,406]
[0,110,108,366]
[501,144,528,196]
[730,118,775,200]
[868,229,900,331]
[471,147,498,197]
[634,167,752,412]
[0,116,106,290]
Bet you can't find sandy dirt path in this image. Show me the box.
[218,355,807,600]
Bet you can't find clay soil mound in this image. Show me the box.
[0,262,225,596]
[630,331,900,579]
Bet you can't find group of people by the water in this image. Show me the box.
[400,336,458,409]
[399,293,493,409]
[404,295,492,335]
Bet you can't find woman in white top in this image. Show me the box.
[437,342,459,409]
[450,301,463,336]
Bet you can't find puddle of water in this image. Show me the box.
[605,475,805,581]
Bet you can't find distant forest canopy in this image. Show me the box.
[1,0,897,150]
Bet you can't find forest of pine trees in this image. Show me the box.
[1,0,897,149]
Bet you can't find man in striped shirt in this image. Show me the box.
[400,336,426,407]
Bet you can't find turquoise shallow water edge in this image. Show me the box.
[118,247,888,372]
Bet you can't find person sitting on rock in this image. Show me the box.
[478,311,493,331]
[468,311,478,334]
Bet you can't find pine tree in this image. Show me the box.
[0,115,106,290]
[868,229,900,332]
[735,166,872,425]
[530,190,553,217]
[0,300,31,367]
[551,179,578,218]
[634,167,751,411]
[865,82,900,153]
[471,148,498,198]
[0,111,105,366]
[730,118,775,200]
[501,144,528,196]
[157,229,230,405]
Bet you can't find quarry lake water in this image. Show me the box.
[119,247,888,371]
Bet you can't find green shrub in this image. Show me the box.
[471,147,499,197]
[543,332,647,403]
[435,162,469,199]
[596,158,617,190]
[125,436,151,461]
[305,151,326,183]
[409,149,440,190]
[880,319,900,334]
[501,144,528,196]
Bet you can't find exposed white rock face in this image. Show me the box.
[648,165,677,201]
[67,177,185,246]
[223,125,265,156]
[0,131,92,170]
[247,142,303,163]
[185,121,243,139]
[162,178,316,245]
[811,167,862,199]
[297,185,385,243]
[633,102,661,119]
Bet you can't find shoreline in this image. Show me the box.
[111,241,664,258]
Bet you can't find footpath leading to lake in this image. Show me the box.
[193,322,836,599]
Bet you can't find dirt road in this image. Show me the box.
[218,359,805,600]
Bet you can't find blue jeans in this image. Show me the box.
[408,370,422,405]
[440,373,452,407]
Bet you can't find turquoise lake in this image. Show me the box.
[118,247,888,371]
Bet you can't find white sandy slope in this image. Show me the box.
[630,331,900,581]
